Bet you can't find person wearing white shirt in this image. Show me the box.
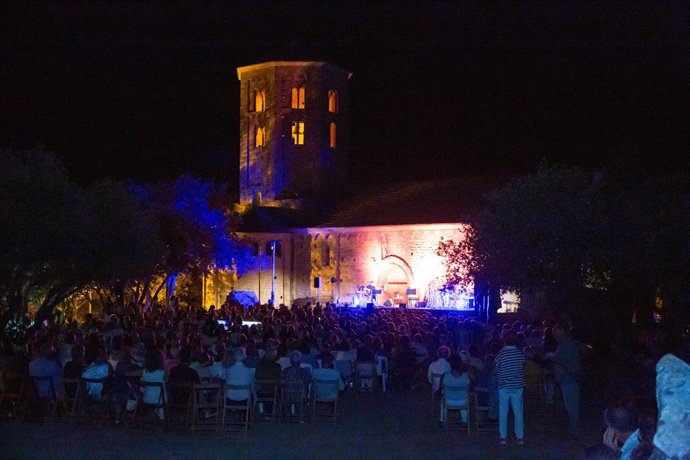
[224,348,254,402]
[428,346,451,392]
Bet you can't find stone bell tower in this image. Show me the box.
[237,61,351,208]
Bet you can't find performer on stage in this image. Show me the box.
[366,281,377,305]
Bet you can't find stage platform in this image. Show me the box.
[334,304,478,316]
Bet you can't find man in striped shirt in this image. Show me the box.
[495,329,526,445]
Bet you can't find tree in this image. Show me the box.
[124,175,252,307]
[0,149,164,329]
[439,163,690,329]
[594,175,690,328]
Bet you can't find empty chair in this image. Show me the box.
[474,386,499,432]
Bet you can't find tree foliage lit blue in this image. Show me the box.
[168,175,252,275]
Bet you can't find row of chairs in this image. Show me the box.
[7,374,344,431]
[429,372,551,435]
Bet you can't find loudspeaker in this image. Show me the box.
[313,277,321,288]
[399,303,407,309]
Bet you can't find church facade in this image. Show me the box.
[202,61,478,311]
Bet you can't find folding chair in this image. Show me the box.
[280,380,308,423]
[77,377,112,425]
[165,382,192,430]
[312,377,339,423]
[60,377,81,421]
[31,375,58,420]
[441,384,471,435]
[221,384,251,432]
[473,386,499,433]
[430,372,444,415]
[334,359,354,388]
[136,381,166,426]
[253,379,279,423]
[355,362,376,392]
[191,383,221,431]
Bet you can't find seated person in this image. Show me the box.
[224,348,254,403]
[427,346,451,392]
[168,347,200,404]
[141,350,166,411]
[602,405,640,460]
[281,351,311,406]
[81,347,111,401]
[392,336,417,389]
[312,354,344,400]
[29,339,63,400]
[63,345,84,398]
[440,355,470,426]
[112,349,141,421]
[190,351,213,383]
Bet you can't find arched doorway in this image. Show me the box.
[376,256,414,306]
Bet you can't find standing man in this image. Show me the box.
[495,329,525,445]
[552,325,580,437]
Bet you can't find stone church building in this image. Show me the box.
[202,61,486,311]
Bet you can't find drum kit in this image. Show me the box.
[426,279,473,310]
[352,283,379,307]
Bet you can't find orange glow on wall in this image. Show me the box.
[255,126,265,147]
[291,86,305,109]
[329,122,336,148]
[291,121,305,145]
[255,90,266,112]
[328,90,338,113]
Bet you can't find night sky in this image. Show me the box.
[1,2,688,191]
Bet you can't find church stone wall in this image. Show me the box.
[215,224,467,308]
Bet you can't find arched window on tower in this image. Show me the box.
[291,121,305,145]
[255,126,265,147]
[291,86,306,109]
[328,90,338,113]
[329,122,336,149]
[255,90,266,112]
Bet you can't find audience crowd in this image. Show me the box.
[1,298,687,459]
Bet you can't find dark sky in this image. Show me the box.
[1,2,688,190]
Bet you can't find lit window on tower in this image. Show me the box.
[292,121,305,145]
[255,90,266,112]
[329,122,336,148]
[255,126,265,147]
[328,90,338,113]
[291,86,306,109]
